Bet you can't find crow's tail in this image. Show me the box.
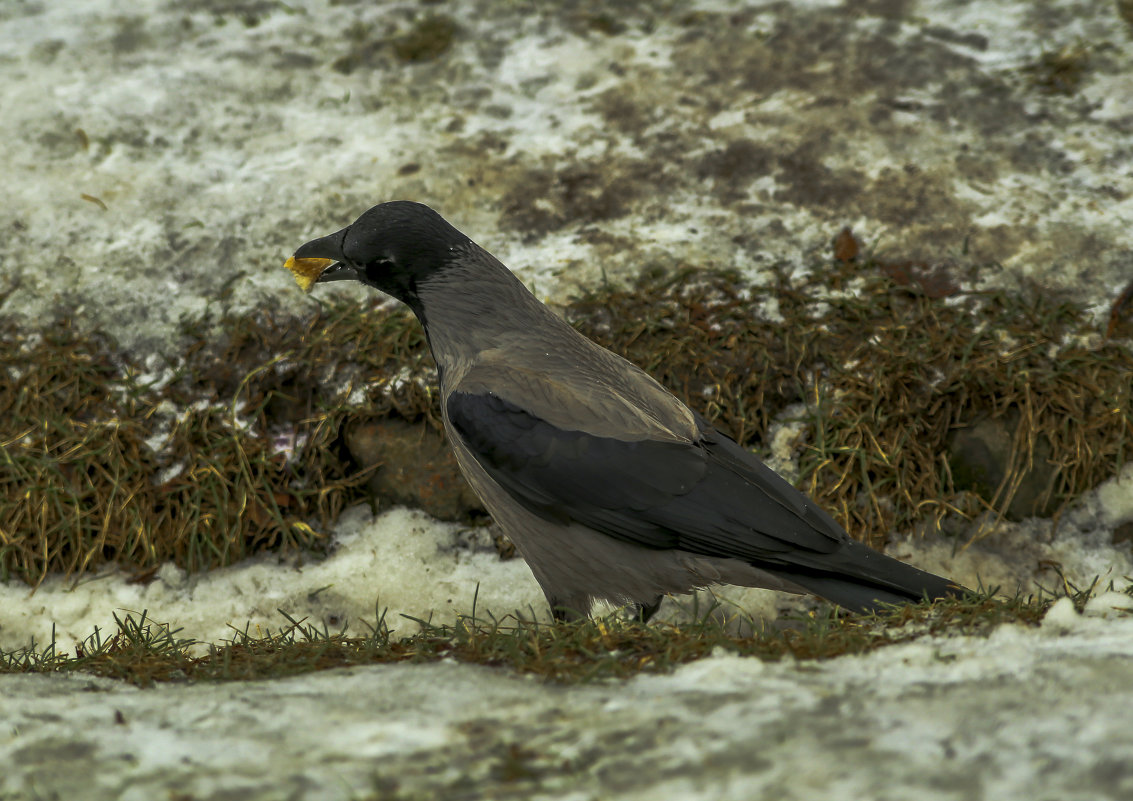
[777,540,968,614]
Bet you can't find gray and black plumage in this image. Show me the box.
[288,201,966,621]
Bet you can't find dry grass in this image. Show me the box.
[5,586,1114,687]
[0,304,429,584]
[1,252,1130,583]
[570,261,1131,548]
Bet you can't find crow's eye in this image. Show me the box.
[364,258,394,281]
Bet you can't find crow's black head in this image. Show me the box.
[288,201,471,308]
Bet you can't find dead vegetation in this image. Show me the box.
[5,586,1120,687]
[569,257,1132,549]
[1,244,1130,584]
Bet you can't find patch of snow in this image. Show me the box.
[0,506,542,653]
[5,613,1133,800]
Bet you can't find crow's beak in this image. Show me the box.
[311,261,362,284]
[285,226,359,292]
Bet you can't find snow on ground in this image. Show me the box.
[3,0,1132,352]
[0,506,543,653]
[4,606,1133,800]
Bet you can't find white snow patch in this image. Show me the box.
[0,506,543,653]
[6,614,1133,800]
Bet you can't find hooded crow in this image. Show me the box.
[286,201,966,621]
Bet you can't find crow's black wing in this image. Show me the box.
[447,390,846,565]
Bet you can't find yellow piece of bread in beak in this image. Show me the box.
[283,257,336,293]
